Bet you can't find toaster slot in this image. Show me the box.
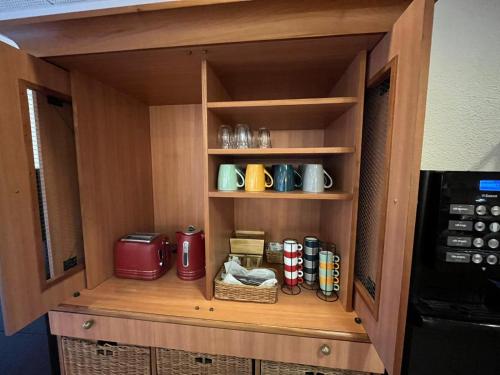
[120,233,160,243]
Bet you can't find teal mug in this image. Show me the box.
[273,164,302,192]
[218,164,245,191]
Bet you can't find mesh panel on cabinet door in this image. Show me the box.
[355,76,392,299]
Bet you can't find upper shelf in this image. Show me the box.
[207,147,355,157]
[208,190,353,201]
[207,97,357,130]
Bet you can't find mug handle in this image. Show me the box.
[294,170,303,188]
[264,169,274,188]
[297,244,303,251]
[297,270,304,278]
[236,168,245,188]
[297,257,303,265]
[323,170,333,189]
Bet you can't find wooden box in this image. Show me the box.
[230,230,265,255]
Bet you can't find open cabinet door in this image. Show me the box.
[0,42,86,335]
[353,0,434,374]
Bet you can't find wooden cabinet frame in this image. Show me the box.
[0,1,434,374]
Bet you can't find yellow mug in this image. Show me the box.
[245,164,273,192]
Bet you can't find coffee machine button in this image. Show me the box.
[474,222,486,232]
[491,206,500,216]
[471,254,483,264]
[486,254,498,265]
[490,222,500,233]
[473,238,484,248]
[476,205,487,216]
[488,238,499,249]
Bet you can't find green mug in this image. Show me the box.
[218,164,245,191]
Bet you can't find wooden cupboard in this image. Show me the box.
[0,1,434,374]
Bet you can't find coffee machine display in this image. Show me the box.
[437,173,500,270]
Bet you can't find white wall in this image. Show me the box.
[421,0,500,172]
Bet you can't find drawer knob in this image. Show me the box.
[82,319,94,330]
[320,344,331,356]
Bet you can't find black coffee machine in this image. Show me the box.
[403,171,500,375]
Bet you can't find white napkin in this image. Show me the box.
[222,260,277,287]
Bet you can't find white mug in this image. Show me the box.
[284,256,303,266]
[302,164,333,193]
[284,240,303,253]
[284,270,303,279]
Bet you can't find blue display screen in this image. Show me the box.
[479,180,500,191]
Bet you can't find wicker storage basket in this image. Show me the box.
[214,266,278,303]
[261,360,368,375]
[61,337,151,375]
[156,348,252,375]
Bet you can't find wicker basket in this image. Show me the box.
[156,348,252,375]
[214,267,278,303]
[261,360,368,375]
[61,337,151,375]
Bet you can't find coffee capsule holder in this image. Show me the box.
[301,281,318,290]
[281,283,301,295]
[315,241,340,302]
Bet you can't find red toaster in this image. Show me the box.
[114,233,171,280]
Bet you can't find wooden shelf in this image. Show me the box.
[58,267,367,341]
[207,147,355,156]
[208,190,353,200]
[207,97,357,130]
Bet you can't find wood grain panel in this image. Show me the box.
[150,105,204,241]
[71,71,154,289]
[234,199,322,243]
[211,191,352,201]
[51,267,367,339]
[2,0,409,57]
[0,42,86,335]
[46,34,382,106]
[353,1,435,374]
[321,52,367,312]
[49,311,384,373]
[207,147,353,157]
[207,98,357,130]
[35,92,83,278]
[206,198,234,298]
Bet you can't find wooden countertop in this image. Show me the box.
[57,266,368,342]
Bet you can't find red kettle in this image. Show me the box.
[176,225,205,280]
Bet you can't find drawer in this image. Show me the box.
[49,311,384,374]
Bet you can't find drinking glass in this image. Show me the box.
[247,127,255,148]
[235,124,250,149]
[257,127,272,148]
[218,125,233,149]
